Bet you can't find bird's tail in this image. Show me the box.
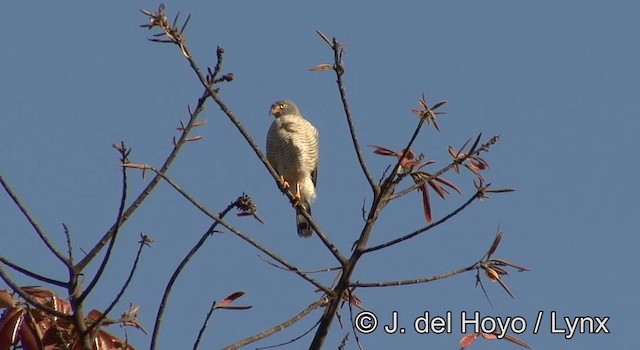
[296,203,313,238]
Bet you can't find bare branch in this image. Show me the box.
[136,166,332,294]
[351,265,477,288]
[328,36,377,193]
[85,234,149,335]
[193,299,217,350]
[0,265,71,319]
[150,200,236,350]
[0,256,67,288]
[0,173,70,266]
[75,87,211,272]
[78,142,130,303]
[63,223,73,263]
[223,299,326,350]
[362,190,481,254]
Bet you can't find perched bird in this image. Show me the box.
[267,100,319,237]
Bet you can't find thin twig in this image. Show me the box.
[85,237,148,335]
[256,318,322,350]
[0,257,67,287]
[141,166,331,294]
[330,38,377,193]
[0,265,70,318]
[0,173,70,266]
[362,190,481,254]
[258,255,341,274]
[351,265,477,287]
[347,296,364,350]
[193,299,217,350]
[78,144,129,303]
[63,223,73,263]
[223,299,326,350]
[150,200,236,350]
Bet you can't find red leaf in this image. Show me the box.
[0,308,25,350]
[420,184,432,222]
[217,291,245,308]
[459,333,478,348]
[369,145,399,157]
[480,332,498,340]
[18,322,40,350]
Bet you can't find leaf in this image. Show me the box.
[218,291,244,307]
[485,231,503,259]
[484,266,500,282]
[490,258,530,272]
[309,63,333,71]
[215,291,252,310]
[0,308,25,349]
[368,145,399,157]
[459,333,478,348]
[315,30,334,48]
[419,183,432,222]
[0,291,14,309]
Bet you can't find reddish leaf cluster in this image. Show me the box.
[370,145,461,222]
[0,287,136,350]
[411,94,447,131]
[477,232,530,300]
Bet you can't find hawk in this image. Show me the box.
[267,100,319,237]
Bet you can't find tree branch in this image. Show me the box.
[351,265,477,288]
[362,190,481,254]
[0,265,70,319]
[75,88,211,272]
[137,166,332,294]
[0,256,67,288]
[78,143,129,303]
[85,235,148,335]
[0,173,70,266]
[223,298,326,350]
[328,36,377,193]
[150,199,237,350]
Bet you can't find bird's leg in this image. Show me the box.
[294,183,302,203]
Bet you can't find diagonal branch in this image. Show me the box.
[0,173,70,266]
[85,234,149,335]
[0,257,67,287]
[78,143,129,303]
[0,265,71,319]
[150,201,236,350]
[223,298,326,350]
[186,51,347,266]
[362,190,481,254]
[75,88,212,272]
[351,264,477,287]
[329,37,377,194]
[134,166,332,294]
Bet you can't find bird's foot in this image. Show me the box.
[292,183,303,207]
[278,176,290,191]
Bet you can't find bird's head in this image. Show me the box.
[269,100,300,118]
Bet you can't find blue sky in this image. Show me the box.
[1,1,638,349]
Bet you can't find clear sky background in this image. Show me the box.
[1,1,638,349]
